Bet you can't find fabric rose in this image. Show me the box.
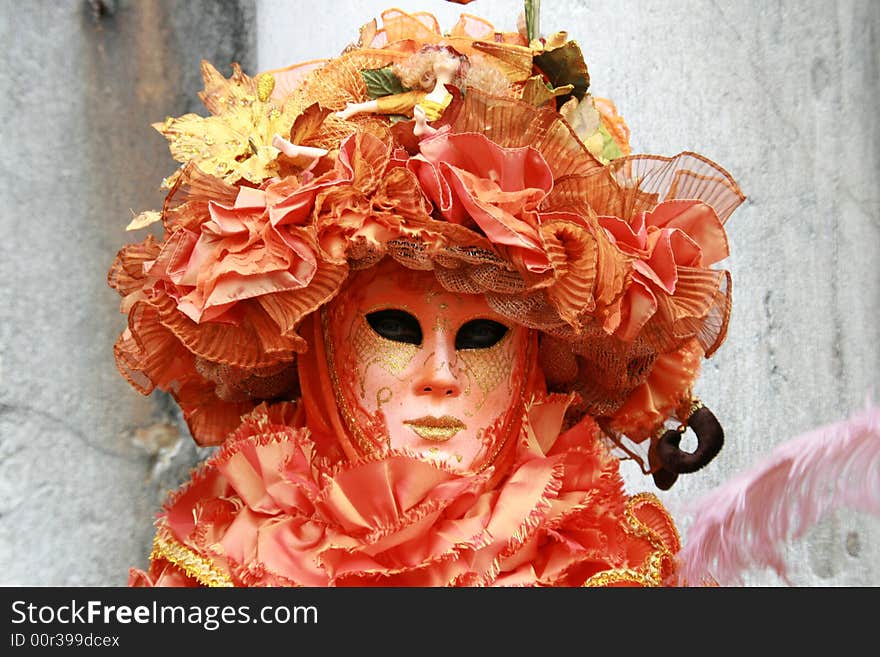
[407,131,555,277]
[405,128,628,332]
[550,151,744,358]
[290,130,433,264]
[162,186,317,329]
[109,165,347,445]
[599,198,729,343]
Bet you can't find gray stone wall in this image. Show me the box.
[0,0,255,585]
[1,0,876,586]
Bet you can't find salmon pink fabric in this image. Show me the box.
[408,131,555,274]
[599,199,728,341]
[131,393,679,587]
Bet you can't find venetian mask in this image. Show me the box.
[323,259,531,473]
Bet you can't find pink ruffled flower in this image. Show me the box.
[159,185,319,324]
[109,165,349,445]
[304,131,432,263]
[407,131,557,276]
[599,199,729,342]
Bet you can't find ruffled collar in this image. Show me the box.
[134,396,679,587]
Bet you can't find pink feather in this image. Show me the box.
[675,402,880,586]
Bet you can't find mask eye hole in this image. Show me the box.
[455,319,508,350]
[365,309,423,345]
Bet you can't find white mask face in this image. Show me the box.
[323,260,529,473]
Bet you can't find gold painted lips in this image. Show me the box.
[403,416,467,442]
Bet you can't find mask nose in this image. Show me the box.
[413,338,462,399]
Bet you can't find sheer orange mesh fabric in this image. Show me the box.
[280,50,406,147]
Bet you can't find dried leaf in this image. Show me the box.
[598,123,624,162]
[126,210,162,231]
[471,41,534,82]
[543,31,568,50]
[289,103,332,147]
[197,61,255,115]
[534,40,590,101]
[559,96,605,160]
[358,18,377,47]
[560,95,600,140]
[521,75,574,106]
[153,61,302,184]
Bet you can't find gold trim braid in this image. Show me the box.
[151,529,234,588]
[582,568,657,587]
[583,493,678,587]
[624,491,682,552]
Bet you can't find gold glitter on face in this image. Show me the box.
[458,323,515,412]
[351,311,419,398]
[433,313,450,334]
[376,386,393,408]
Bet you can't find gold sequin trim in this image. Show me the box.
[623,491,682,552]
[583,568,656,587]
[151,529,234,588]
[583,493,679,587]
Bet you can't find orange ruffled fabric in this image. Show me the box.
[409,131,555,274]
[359,8,530,65]
[109,129,434,445]
[599,199,729,344]
[109,164,348,444]
[310,130,434,263]
[405,124,627,333]
[609,338,704,443]
[131,398,679,588]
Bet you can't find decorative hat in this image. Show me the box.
[109,5,743,492]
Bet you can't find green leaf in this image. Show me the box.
[533,41,590,102]
[599,123,623,162]
[361,67,408,100]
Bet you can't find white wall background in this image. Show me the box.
[1,0,876,586]
[0,0,256,586]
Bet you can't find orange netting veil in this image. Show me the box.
[109,6,743,491]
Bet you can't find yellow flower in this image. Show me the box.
[153,62,300,186]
